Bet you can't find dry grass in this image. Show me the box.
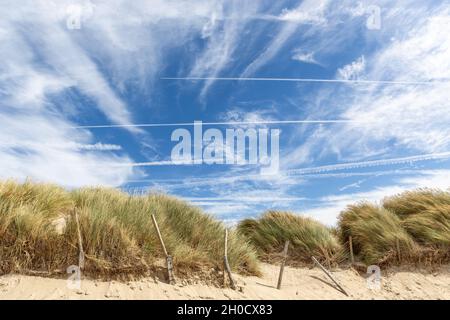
[237,211,344,266]
[1,180,449,279]
[337,189,450,265]
[338,203,417,265]
[383,189,450,246]
[383,189,450,262]
[383,189,450,218]
[0,180,259,279]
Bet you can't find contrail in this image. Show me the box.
[161,76,444,85]
[109,152,450,172]
[123,169,422,185]
[71,119,412,129]
[286,152,450,175]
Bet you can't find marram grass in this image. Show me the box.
[1,180,449,279]
[0,180,259,278]
[238,211,344,266]
[337,189,450,265]
[383,189,450,218]
[383,189,450,246]
[338,202,418,264]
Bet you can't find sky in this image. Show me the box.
[1,0,450,225]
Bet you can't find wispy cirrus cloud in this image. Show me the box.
[0,0,227,187]
[241,0,330,77]
[283,3,450,169]
[188,0,261,100]
[306,169,450,225]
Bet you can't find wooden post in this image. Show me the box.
[396,238,401,263]
[151,214,175,284]
[277,240,289,290]
[223,229,236,290]
[349,236,354,264]
[74,211,85,269]
[312,256,348,296]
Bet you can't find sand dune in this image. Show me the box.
[1,263,449,300]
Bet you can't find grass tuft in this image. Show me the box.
[0,181,259,278]
[338,202,417,264]
[383,189,450,252]
[238,211,344,266]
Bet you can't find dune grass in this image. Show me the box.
[237,211,344,266]
[382,189,450,262]
[337,203,417,264]
[1,180,449,278]
[0,180,259,278]
[336,189,450,265]
[383,189,450,218]
[383,189,450,246]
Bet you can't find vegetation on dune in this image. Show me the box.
[237,211,344,265]
[402,207,450,247]
[383,189,450,218]
[382,189,450,261]
[1,180,449,279]
[0,181,75,273]
[0,180,259,278]
[382,189,450,247]
[338,203,417,264]
[337,189,450,265]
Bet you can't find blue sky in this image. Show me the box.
[1,0,450,225]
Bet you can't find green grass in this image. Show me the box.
[336,189,450,265]
[237,211,344,266]
[383,189,450,248]
[383,189,450,218]
[0,180,259,278]
[337,202,417,264]
[1,180,449,279]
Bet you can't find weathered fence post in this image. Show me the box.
[151,214,175,284]
[74,211,85,269]
[223,229,236,290]
[396,238,401,263]
[349,236,354,264]
[277,240,290,290]
[312,256,348,296]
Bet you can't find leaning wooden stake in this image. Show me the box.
[277,240,290,289]
[223,229,236,290]
[312,256,348,296]
[151,214,175,284]
[349,236,354,264]
[396,238,402,263]
[74,211,85,269]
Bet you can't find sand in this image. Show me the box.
[0,263,449,300]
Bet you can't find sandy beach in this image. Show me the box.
[1,263,448,300]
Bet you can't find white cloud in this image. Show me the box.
[306,169,450,226]
[277,1,329,24]
[0,111,134,187]
[189,1,260,99]
[0,0,228,187]
[291,51,320,65]
[336,55,365,80]
[284,4,450,169]
[241,0,331,77]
